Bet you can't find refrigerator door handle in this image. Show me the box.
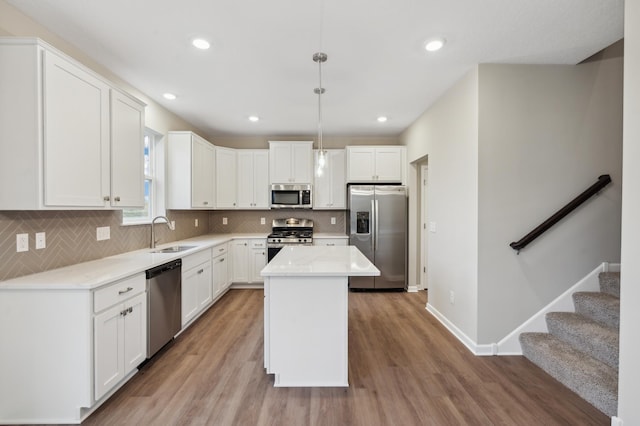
[371,199,376,251]
[374,199,379,251]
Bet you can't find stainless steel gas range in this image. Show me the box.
[267,218,314,262]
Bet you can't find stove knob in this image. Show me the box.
[277,239,281,243]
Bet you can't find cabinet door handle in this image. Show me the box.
[118,287,133,295]
[219,258,225,263]
[197,269,204,274]
[218,248,225,252]
[114,196,121,202]
[327,243,335,246]
[103,196,110,201]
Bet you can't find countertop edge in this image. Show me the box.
[0,233,269,291]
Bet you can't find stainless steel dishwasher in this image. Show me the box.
[146,259,182,358]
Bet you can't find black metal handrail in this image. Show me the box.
[510,174,612,253]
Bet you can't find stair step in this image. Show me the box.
[519,332,618,417]
[546,312,618,369]
[598,271,620,298]
[573,292,619,329]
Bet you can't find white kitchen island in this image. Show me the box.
[261,245,379,387]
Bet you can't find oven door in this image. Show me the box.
[267,245,283,263]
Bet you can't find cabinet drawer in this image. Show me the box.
[250,240,266,249]
[182,248,212,270]
[313,238,349,247]
[94,273,146,313]
[212,243,228,257]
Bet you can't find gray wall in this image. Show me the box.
[402,45,623,346]
[477,59,623,343]
[402,68,480,341]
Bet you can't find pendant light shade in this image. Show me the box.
[313,52,327,177]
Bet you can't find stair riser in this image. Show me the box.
[546,315,618,370]
[520,334,618,417]
[598,272,620,298]
[573,294,620,329]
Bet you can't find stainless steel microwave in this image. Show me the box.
[270,184,312,209]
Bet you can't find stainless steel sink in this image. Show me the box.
[152,245,196,253]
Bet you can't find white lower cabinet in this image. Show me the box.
[93,273,147,401]
[251,242,267,282]
[232,239,266,284]
[181,249,213,327]
[212,243,230,298]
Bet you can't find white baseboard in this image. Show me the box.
[406,284,419,293]
[424,262,620,357]
[426,303,494,356]
[495,262,619,355]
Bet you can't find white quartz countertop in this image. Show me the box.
[261,245,380,277]
[0,233,267,291]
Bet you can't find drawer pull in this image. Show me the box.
[118,287,133,295]
[197,269,204,274]
[219,258,225,263]
[218,248,225,252]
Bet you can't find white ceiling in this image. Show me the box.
[8,0,624,138]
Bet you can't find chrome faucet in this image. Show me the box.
[150,216,175,248]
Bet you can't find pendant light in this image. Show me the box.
[313,52,327,176]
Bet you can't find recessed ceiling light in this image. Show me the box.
[163,93,177,100]
[377,116,388,123]
[248,116,260,122]
[192,38,211,50]
[424,37,446,52]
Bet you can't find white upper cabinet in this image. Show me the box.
[110,89,145,207]
[215,146,237,209]
[269,141,313,184]
[0,38,145,210]
[313,149,346,209]
[167,131,216,209]
[237,150,269,209]
[346,146,406,183]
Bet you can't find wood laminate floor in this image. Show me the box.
[82,289,608,425]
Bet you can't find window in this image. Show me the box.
[122,128,165,224]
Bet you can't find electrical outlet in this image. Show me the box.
[16,233,28,252]
[449,290,455,305]
[331,217,336,225]
[171,221,175,229]
[195,219,199,227]
[260,217,265,225]
[96,226,111,241]
[35,232,46,249]
[222,217,228,225]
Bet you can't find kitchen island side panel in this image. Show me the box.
[265,276,349,387]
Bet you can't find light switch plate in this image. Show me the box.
[222,217,228,225]
[331,217,336,225]
[96,226,111,241]
[260,217,266,225]
[35,232,46,249]
[195,219,199,227]
[16,233,28,252]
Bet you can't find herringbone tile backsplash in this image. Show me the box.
[0,209,346,281]
[0,210,210,281]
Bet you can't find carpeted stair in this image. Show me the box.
[519,272,620,418]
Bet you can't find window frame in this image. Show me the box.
[121,127,165,225]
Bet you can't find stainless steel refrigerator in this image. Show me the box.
[348,185,407,289]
